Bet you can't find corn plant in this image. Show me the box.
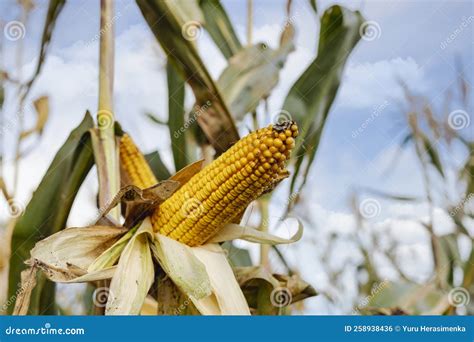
[0,0,365,315]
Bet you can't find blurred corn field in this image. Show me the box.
[0,0,472,316]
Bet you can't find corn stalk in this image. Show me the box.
[96,0,120,221]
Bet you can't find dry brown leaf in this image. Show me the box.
[12,266,37,315]
[169,159,204,185]
[95,181,179,228]
[20,96,49,139]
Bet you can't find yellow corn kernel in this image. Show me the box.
[151,121,298,246]
[119,134,158,189]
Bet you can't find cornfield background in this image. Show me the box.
[0,0,472,315]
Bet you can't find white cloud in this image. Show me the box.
[338,57,428,109]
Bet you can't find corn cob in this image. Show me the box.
[120,121,298,246]
[119,134,158,189]
[154,121,298,246]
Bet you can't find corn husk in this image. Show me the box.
[152,233,211,300]
[191,244,250,315]
[208,218,303,245]
[105,219,154,315]
[29,226,126,281]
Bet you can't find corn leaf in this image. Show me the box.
[235,266,317,315]
[191,244,251,315]
[145,151,172,181]
[166,60,188,171]
[365,281,449,315]
[12,266,38,315]
[218,25,294,121]
[136,0,240,155]
[169,159,204,185]
[106,220,154,315]
[420,133,445,178]
[8,112,95,314]
[435,234,461,287]
[165,0,204,24]
[20,96,49,139]
[199,0,242,59]
[281,5,364,196]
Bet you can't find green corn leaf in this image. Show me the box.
[166,60,188,171]
[136,0,239,155]
[218,24,295,121]
[420,133,445,178]
[281,5,364,199]
[145,151,172,181]
[8,112,94,314]
[199,0,242,59]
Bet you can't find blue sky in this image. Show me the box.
[0,0,473,313]
[1,1,471,211]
